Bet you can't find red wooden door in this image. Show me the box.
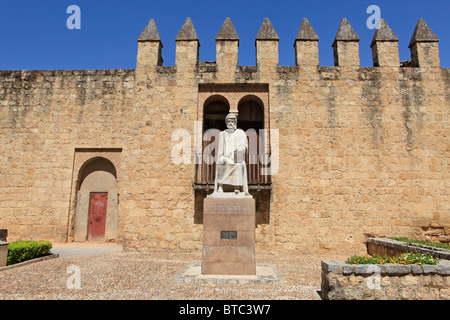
[88,193,108,241]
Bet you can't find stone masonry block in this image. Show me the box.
[388,264,411,275]
[437,263,450,276]
[422,265,438,275]
[321,261,341,273]
[342,264,354,275]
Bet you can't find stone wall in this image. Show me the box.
[0,17,448,254]
[321,260,450,300]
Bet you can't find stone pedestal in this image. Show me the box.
[202,198,256,275]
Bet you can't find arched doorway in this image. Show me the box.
[73,157,119,242]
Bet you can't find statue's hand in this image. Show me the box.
[218,156,234,165]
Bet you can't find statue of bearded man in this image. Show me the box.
[212,113,250,197]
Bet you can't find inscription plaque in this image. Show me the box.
[214,205,245,214]
[220,230,237,240]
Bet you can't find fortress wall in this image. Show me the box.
[0,17,448,255]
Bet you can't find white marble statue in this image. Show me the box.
[210,113,251,198]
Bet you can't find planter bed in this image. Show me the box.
[367,238,450,260]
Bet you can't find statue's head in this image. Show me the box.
[225,113,237,130]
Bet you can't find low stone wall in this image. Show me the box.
[321,260,450,300]
[367,238,450,260]
[0,253,59,272]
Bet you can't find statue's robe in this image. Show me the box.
[214,128,249,194]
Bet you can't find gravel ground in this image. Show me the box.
[0,250,349,300]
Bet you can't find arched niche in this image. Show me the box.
[73,157,119,242]
[198,96,230,186]
[203,94,230,132]
[238,95,264,132]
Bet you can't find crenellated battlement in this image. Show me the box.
[137,17,442,73]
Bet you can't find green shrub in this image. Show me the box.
[346,252,439,265]
[389,237,450,250]
[7,241,52,266]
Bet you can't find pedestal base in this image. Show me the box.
[176,264,282,283]
[202,198,255,275]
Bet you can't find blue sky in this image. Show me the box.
[0,0,448,70]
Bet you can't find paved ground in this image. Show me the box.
[0,244,349,300]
